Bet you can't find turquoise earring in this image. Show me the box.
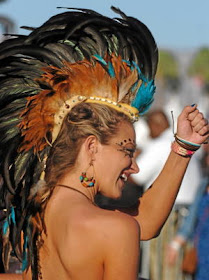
[79,161,96,187]
[80,172,96,187]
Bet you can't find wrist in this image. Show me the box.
[174,134,201,151]
[171,141,195,157]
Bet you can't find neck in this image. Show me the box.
[56,164,99,203]
[56,184,97,205]
[57,176,97,204]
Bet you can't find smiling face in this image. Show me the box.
[94,121,139,199]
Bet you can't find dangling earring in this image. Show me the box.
[79,161,96,187]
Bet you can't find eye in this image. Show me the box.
[124,148,135,158]
[116,143,136,158]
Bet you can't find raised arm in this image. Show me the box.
[120,105,209,240]
[137,105,208,240]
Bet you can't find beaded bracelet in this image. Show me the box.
[171,141,195,157]
[174,134,201,151]
[175,138,199,151]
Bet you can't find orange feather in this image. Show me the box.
[18,55,139,153]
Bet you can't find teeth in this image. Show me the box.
[120,173,127,182]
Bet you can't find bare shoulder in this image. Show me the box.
[46,188,140,235]
[95,210,141,280]
[95,209,140,239]
[89,208,141,259]
[44,201,140,279]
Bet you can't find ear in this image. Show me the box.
[84,135,99,159]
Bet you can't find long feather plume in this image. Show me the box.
[0,7,158,279]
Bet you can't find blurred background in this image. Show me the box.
[0,1,209,280]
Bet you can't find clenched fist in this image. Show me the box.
[177,105,209,145]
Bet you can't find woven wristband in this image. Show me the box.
[175,138,199,151]
[174,134,201,151]
[171,141,195,157]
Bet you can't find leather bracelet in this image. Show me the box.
[175,138,199,151]
[174,134,200,151]
[171,141,195,157]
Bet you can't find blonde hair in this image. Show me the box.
[44,102,130,190]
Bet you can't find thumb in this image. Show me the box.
[179,104,197,120]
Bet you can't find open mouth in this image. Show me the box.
[119,173,128,182]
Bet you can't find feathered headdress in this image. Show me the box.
[0,6,158,277]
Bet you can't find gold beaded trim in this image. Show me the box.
[87,96,139,121]
[52,95,139,142]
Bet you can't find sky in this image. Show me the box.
[0,0,209,50]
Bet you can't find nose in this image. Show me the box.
[130,158,139,174]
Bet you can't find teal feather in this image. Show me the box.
[122,59,131,67]
[3,207,16,235]
[131,61,142,75]
[3,219,9,236]
[92,54,107,65]
[107,61,115,77]
[122,59,156,114]
[92,55,116,77]
[11,207,16,225]
[131,79,156,115]
[22,234,29,271]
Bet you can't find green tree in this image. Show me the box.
[156,49,180,91]
[188,48,209,93]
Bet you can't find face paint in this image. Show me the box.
[116,139,136,158]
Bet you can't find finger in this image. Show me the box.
[190,112,205,128]
[193,121,208,133]
[197,124,209,136]
[187,109,200,122]
[178,105,198,120]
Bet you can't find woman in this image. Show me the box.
[0,7,208,280]
[33,102,140,280]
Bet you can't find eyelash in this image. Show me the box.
[118,147,135,158]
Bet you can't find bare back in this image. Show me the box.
[24,187,140,280]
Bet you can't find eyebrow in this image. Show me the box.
[116,141,136,149]
[118,139,136,146]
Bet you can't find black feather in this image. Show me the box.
[0,7,158,278]
[0,46,63,67]
[3,143,17,195]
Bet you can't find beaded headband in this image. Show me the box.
[52,95,139,142]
